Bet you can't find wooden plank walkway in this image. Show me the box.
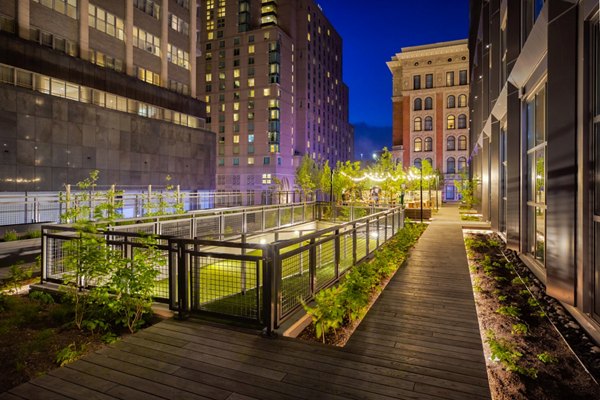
[1,205,490,400]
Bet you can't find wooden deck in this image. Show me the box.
[1,205,490,400]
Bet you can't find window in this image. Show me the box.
[136,66,161,86]
[413,75,421,90]
[262,173,272,184]
[424,116,433,131]
[413,98,422,111]
[424,137,432,152]
[458,135,467,150]
[175,0,189,9]
[133,26,161,56]
[459,70,467,85]
[447,115,455,129]
[134,0,160,19]
[414,158,422,168]
[458,157,467,172]
[447,157,456,173]
[447,95,456,108]
[526,85,547,262]
[248,157,254,165]
[169,13,189,35]
[89,4,124,40]
[263,157,270,165]
[425,158,433,166]
[414,137,422,152]
[447,136,456,150]
[424,97,432,110]
[458,114,467,129]
[414,117,422,131]
[425,74,433,88]
[233,157,239,166]
[90,49,123,72]
[445,185,455,200]
[167,44,190,69]
[33,0,77,19]
[446,71,454,86]
[458,94,467,107]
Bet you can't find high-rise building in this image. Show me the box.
[198,0,353,192]
[0,0,214,191]
[388,40,469,201]
[470,0,600,341]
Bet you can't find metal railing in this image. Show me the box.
[0,189,317,226]
[40,202,404,332]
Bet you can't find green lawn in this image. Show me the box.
[152,233,382,318]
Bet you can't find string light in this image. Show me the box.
[340,171,402,183]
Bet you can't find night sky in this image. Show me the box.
[315,0,470,159]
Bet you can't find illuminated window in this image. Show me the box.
[248,45,255,54]
[89,4,124,40]
[167,44,190,69]
[247,156,255,165]
[169,13,189,35]
[263,88,270,96]
[446,71,455,86]
[262,173,272,184]
[133,26,161,56]
[248,78,255,87]
[458,94,467,107]
[34,0,77,19]
[414,117,422,131]
[447,115,456,129]
[414,137,422,152]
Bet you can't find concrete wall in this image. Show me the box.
[0,84,215,191]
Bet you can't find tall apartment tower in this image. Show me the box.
[470,0,600,341]
[0,0,215,191]
[198,0,353,192]
[388,40,469,201]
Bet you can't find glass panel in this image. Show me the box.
[527,98,535,148]
[535,149,545,204]
[535,207,545,262]
[595,125,600,215]
[528,153,535,201]
[535,86,546,145]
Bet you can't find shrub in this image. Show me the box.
[56,343,86,366]
[303,286,345,343]
[2,229,18,241]
[537,352,558,364]
[29,291,55,305]
[511,323,529,336]
[496,305,521,318]
[486,330,537,378]
[5,262,33,294]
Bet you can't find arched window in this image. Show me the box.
[458,157,467,172]
[424,137,433,151]
[414,117,422,131]
[458,135,467,150]
[458,94,467,107]
[447,115,455,129]
[414,137,422,152]
[447,157,456,173]
[424,97,433,110]
[413,98,422,111]
[425,158,433,167]
[424,116,433,131]
[458,114,467,129]
[447,95,456,108]
[414,158,422,168]
[447,135,456,150]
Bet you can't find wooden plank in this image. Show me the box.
[0,392,24,400]
[28,375,115,400]
[8,383,68,400]
[51,365,118,393]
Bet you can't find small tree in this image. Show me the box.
[144,175,184,216]
[295,154,319,194]
[334,160,366,203]
[455,171,479,209]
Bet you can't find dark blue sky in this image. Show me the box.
[316,0,470,158]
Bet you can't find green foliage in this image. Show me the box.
[454,171,479,210]
[303,286,345,343]
[303,222,426,343]
[295,154,319,194]
[144,175,184,216]
[537,352,558,364]
[511,323,529,336]
[498,295,508,302]
[486,330,538,378]
[4,262,33,294]
[461,214,480,221]
[496,305,521,318]
[2,229,18,241]
[527,297,540,309]
[28,291,55,305]
[24,230,42,239]
[55,343,86,367]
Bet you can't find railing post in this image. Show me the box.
[262,244,277,337]
[365,220,370,255]
[309,238,317,295]
[334,229,340,279]
[176,240,189,320]
[376,217,380,249]
[241,233,247,294]
[40,227,47,283]
[352,223,357,265]
[392,209,396,235]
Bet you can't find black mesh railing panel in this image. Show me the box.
[280,246,311,317]
[315,237,336,290]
